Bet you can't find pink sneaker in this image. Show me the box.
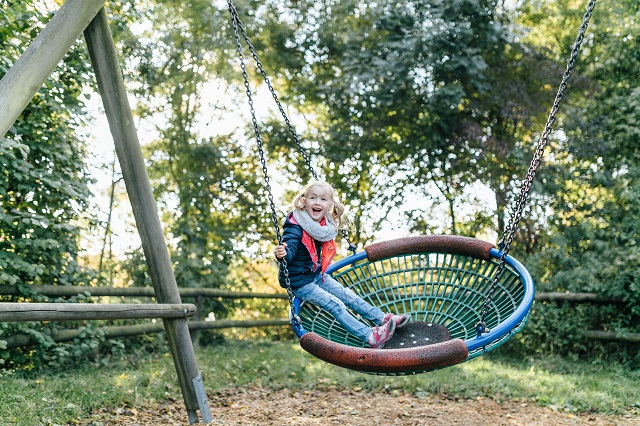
[368,318,396,349]
[382,313,410,329]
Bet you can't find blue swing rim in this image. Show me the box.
[290,244,535,354]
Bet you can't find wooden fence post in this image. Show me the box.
[191,295,203,349]
[83,9,210,424]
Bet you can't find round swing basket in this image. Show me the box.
[290,235,535,375]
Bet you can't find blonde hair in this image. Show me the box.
[292,181,350,229]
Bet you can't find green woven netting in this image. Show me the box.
[298,251,528,359]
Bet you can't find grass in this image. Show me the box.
[1,339,638,425]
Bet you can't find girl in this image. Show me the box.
[274,181,409,348]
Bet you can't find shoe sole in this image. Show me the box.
[389,317,397,334]
[395,316,410,329]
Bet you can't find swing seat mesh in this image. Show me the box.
[291,235,535,375]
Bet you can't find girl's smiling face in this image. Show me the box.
[304,186,332,222]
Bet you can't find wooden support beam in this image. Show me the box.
[83,10,208,423]
[0,0,105,138]
[0,303,196,322]
[83,9,180,304]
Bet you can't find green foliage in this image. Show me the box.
[118,0,639,364]
[1,4,94,288]
[0,0,100,369]
[117,0,285,323]
[3,0,639,377]
[240,0,557,241]
[513,0,640,364]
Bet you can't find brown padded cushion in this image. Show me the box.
[365,235,495,262]
[299,332,469,374]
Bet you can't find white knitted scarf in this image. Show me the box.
[292,209,338,242]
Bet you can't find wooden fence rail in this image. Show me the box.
[534,292,622,304]
[582,330,640,343]
[0,284,286,299]
[5,317,637,348]
[0,285,622,303]
[3,319,290,348]
[1,286,637,347]
[0,303,196,322]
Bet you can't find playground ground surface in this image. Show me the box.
[83,384,639,426]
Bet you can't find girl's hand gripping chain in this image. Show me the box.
[275,243,287,259]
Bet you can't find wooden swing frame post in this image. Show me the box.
[0,1,211,423]
[84,13,209,422]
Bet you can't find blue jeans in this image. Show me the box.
[293,273,385,342]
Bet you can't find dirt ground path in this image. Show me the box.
[84,385,639,426]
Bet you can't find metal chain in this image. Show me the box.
[227,0,300,325]
[227,0,357,255]
[227,1,317,180]
[477,0,597,333]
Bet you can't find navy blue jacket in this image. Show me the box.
[277,214,323,288]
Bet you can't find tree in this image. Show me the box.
[516,0,640,364]
[0,0,98,368]
[233,0,558,243]
[115,0,282,325]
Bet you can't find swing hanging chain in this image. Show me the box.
[478,0,597,329]
[228,3,279,241]
[227,1,318,181]
[343,230,357,254]
[227,0,357,257]
[228,1,300,325]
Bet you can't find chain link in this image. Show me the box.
[227,0,357,265]
[477,0,597,331]
[227,1,317,181]
[227,0,301,324]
